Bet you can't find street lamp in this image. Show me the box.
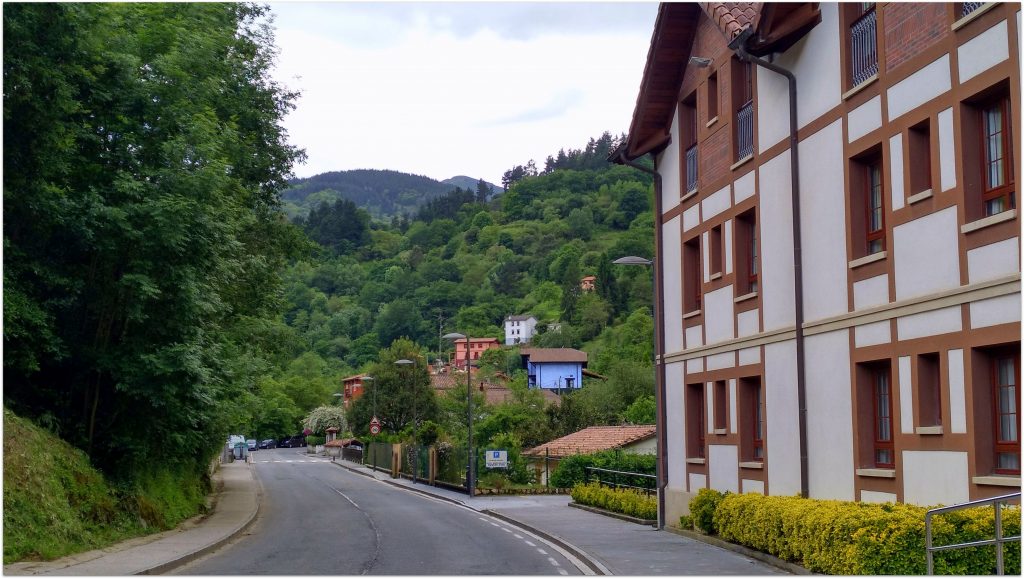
[613,255,665,530]
[395,359,418,484]
[442,332,474,498]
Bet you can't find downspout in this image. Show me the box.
[614,149,668,528]
[729,27,810,498]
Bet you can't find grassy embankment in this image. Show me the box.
[3,407,210,564]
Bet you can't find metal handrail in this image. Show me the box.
[925,491,1021,575]
[585,466,656,495]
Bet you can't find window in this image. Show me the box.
[733,58,754,161]
[736,210,758,295]
[740,377,764,461]
[714,381,728,432]
[908,120,932,195]
[709,225,723,276]
[683,236,702,312]
[993,352,1020,474]
[850,149,886,258]
[708,71,719,121]
[857,360,895,469]
[846,3,878,88]
[962,85,1015,221]
[980,96,1014,216]
[873,365,895,467]
[687,383,706,459]
[681,94,698,194]
[917,353,942,428]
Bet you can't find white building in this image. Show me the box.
[615,2,1020,526]
[504,314,538,345]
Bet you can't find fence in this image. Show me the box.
[585,466,656,496]
[365,441,393,473]
[925,491,1021,575]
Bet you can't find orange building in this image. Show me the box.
[450,337,501,369]
[341,374,373,408]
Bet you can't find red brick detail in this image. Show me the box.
[701,125,731,184]
[883,3,950,73]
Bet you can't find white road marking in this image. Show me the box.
[548,557,560,567]
[559,569,569,575]
[524,540,536,547]
[501,527,512,533]
[537,548,548,555]
[513,533,523,539]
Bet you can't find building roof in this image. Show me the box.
[523,425,657,458]
[521,348,588,364]
[618,2,820,161]
[342,373,371,383]
[507,314,536,321]
[457,337,500,344]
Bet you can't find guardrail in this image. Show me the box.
[585,466,656,496]
[925,491,1021,575]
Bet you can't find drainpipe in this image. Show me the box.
[613,149,668,528]
[729,27,810,498]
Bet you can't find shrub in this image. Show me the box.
[570,482,656,520]
[708,493,1021,575]
[678,514,693,530]
[304,435,325,446]
[549,450,656,489]
[690,488,726,534]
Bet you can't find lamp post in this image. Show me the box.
[442,332,474,498]
[613,255,665,530]
[395,359,417,483]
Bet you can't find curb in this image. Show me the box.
[567,502,657,527]
[480,509,611,576]
[664,526,812,575]
[139,462,262,575]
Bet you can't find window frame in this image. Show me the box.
[683,236,702,312]
[865,157,886,255]
[736,210,758,295]
[872,366,895,469]
[687,383,706,459]
[992,350,1021,475]
[846,2,879,89]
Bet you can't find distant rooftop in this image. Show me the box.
[523,425,656,458]
[520,347,588,364]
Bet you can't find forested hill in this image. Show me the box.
[282,169,501,220]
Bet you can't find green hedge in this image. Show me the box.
[550,450,656,489]
[696,491,1021,575]
[570,482,656,520]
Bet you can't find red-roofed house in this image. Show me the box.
[523,425,657,486]
[341,374,373,409]
[520,347,588,393]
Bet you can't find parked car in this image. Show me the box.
[278,437,292,448]
[258,439,276,450]
[246,439,258,451]
[280,435,306,448]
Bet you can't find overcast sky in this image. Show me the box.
[268,1,658,186]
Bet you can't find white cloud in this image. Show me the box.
[269,1,658,185]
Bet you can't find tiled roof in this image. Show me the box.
[523,425,656,458]
[700,2,762,41]
[521,348,588,363]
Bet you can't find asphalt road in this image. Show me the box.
[173,448,584,575]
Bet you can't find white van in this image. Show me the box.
[227,434,245,450]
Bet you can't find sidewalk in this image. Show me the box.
[3,459,259,576]
[338,461,791,576]
[3,455,793,576]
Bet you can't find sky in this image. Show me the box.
[268,1,659,186]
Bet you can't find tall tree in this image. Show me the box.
[3,3,303,477]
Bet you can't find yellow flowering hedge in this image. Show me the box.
[570,482,657,520]
[705,492,1020,575]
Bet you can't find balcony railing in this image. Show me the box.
[685,144,698,193]
[736,100,754,161]
[961,2,985,18]
[850,7,878,86]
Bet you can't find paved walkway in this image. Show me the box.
[3,454,792,575]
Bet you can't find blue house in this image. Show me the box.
[520,348,587,393]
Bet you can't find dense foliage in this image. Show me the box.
[3,3,303,478]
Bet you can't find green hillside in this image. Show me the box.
[282,169,501,220]
[2,408,208,563]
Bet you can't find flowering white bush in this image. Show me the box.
[302,405,348,436]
